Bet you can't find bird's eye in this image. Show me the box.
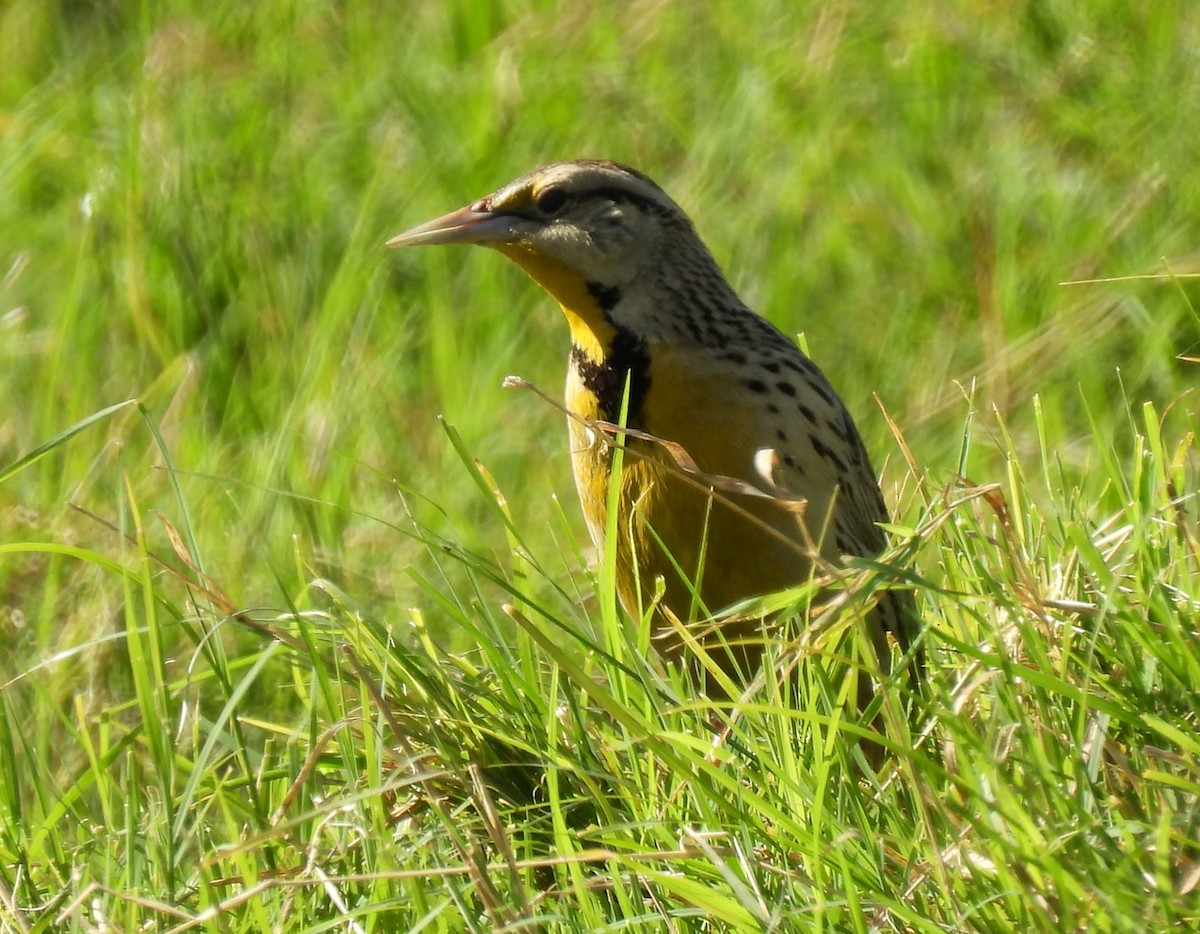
[534,187,570,216]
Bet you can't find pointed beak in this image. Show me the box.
[386,202,521,250]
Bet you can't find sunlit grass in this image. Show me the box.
[1,0,1198,929]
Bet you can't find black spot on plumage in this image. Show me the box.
[841,410,868,466]
[570,326,651,426]
[798,404,816,424]
[810,433,849,474]
[586,281,622,311]
[743,378,769,394]
[805,377,838,410]
[776,381,797,397]
[782,355,818,378]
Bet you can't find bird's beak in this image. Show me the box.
[386,202,520,249]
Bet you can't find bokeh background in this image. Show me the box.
[1,1,1198,924]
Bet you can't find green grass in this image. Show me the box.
[2,0,1198,929]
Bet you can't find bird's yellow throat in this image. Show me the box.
[494,243,616,365]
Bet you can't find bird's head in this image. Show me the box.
[388,161,723,355]
[388,160,687,287]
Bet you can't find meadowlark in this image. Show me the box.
[388,160,917,705]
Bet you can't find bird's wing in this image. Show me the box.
[642,337,891,561]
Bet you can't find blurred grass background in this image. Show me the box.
[3,1,1195,648]
[1,0,1198,928]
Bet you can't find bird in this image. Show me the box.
[388,159,917,712]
